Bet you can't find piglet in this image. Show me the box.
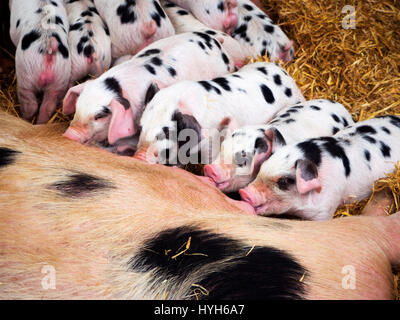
[240,115,400,220]
[162,0,249,68]
[62,31,236,151]
[232,0,294,62]
[93,0,175,59]
[135,61,304,166]
[9,0,71,124]
[166,0,239,34]
[204,99,354,193]
[65,0,112,84]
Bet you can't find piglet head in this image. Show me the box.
[206,127,284,193]
[62,80,135,146]
[239,147,323,217]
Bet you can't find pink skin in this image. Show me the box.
[278,41,294,63]
[223,0,239,34]
[203,164,231,190]
[63,126,90,144]
[239,183,284,214]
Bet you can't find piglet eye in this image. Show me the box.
[277,176,295,191]
[94,107,111,120]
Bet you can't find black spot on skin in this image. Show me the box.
[150,57,162,66]
[70,22,82,31]
[83,45,94,58]
[0,148,21,168]
[273,74,282,85]
[199,81,221,95]
[310,105,321,111]
[21,30,41,50]
[49,172,114,198]
[129,226,306,300]
[381,127,391,134]
[284,88,292,97]
[257,67,268,75]
[320,137,351,177]
[205,30,217,36]
[331,114,340,123]
[137,48,161,58]
[244,15,252,22]
[217,1,224,12]
[51,33,69,59]
[380,141,391,158]
[144,64,156,75]
[144,83,159,105]
[197,41,206,50]
[221,53,230,66]
[88,6,99,15]
[332,127,340,135]
[363,135,376,144]
[264,24,274,34]
[104,77,122,96]
[117,0,137,24]
[151,12,162,27]
[342,117,349,127]
[81,10,93,17]
[232,24,248,39]
[297,140,322,167]
[16,19,21,28]
[260,84,275,104]
[243,4,254,11]
[356,125,377,135]
[213,77,231,91]
[364,150,371,162]
[177,9,189,15]
[167,66,177,77]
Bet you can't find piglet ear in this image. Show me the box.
[264,128,286,153]
[295,159,322,194]
[63,82,87,115]
[108,98,134,145]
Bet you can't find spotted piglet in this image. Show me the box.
[134,62,304,166]
[240,115,400,221]
[162,0,249,68]
[9,0,71,124]
[65,0,112,84]
[232,0,294,62]
[204,100,354,193]
[167,0,239,34]
[62,31,236,152]
[93,0,175,59]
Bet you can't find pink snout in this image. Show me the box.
[239,187,259,207]
[279,41,295,63]
[63,126,90,144]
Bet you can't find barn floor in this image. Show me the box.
[0,0,399,300]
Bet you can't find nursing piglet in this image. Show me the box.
[232,0,294,62]
[93,0,175,59]
[240,115,400,220]
[135,62,304,166]
[162,0,249,68]
[204,100,354,193]
[65,0,112,84]
[63,31,236,150]
[167,0,239,34]
[9,0,71,124]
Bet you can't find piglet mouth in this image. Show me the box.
[238,188,268,214]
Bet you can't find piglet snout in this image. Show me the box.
[63,126,89,144]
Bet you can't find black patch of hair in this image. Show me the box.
[51,32,69,58]
[21,30,41,51]
[213,77,231,91]
[0,148,21,168]
[380,141,391,158]
[356,125,377,135]
[297,140,322,167]
[49,172,114,198]
[137,48,161,58]
[129,226,307,300]
[260,84,275,104]
[320,137,351,177]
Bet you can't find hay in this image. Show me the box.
[1,0,400,299]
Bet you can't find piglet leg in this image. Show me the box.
[17,86,38,122]
[36,90,61,124]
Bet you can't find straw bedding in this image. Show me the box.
[0,0,399,299]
